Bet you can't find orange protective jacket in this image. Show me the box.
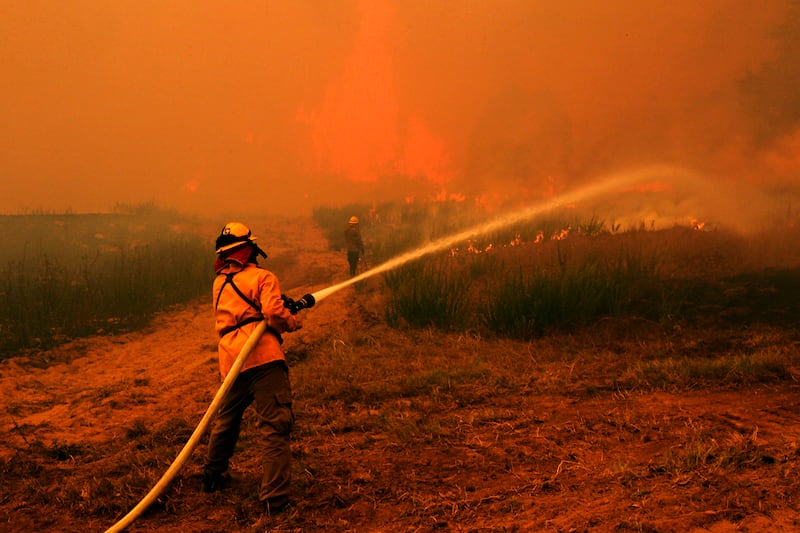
[212,261,300,379]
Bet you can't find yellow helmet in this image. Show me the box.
[349,216,359,224]
[215,222,266,257]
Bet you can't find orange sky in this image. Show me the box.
[1,0,797,221]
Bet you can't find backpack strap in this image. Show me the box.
[215,271,283,344]
[216,272,261,312]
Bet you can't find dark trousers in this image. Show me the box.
[347,251,360,276]
[204,361,294,503]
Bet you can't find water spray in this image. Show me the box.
[104,164,689,531]
[310,164,694,305]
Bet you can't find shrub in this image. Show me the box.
[383,257,471,329]
[480,246,662,339]
[0,211,210,359]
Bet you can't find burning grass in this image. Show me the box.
[316,198,800,340]
[379,229,736,339]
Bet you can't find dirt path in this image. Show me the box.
[0,217,355,533]
[1,217,344,458]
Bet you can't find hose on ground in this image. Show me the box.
[104,321,267,533]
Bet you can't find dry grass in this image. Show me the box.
[1,215,800,532]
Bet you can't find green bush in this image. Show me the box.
[483,248,663,339]
[383,258,471,329]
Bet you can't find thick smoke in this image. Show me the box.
[1,0,798,230]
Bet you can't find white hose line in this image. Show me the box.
[104,321,267,533]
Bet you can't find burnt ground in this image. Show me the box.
[2,217,800,532]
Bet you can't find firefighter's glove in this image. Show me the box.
[282,293,315,315]
[281,294,296,313]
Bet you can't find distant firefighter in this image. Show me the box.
[344,215,365,277]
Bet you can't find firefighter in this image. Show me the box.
[203,222,301,515]
[344,215,365,276]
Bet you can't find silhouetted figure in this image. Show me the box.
[344,215,365,277]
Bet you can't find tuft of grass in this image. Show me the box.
[659,429,764,474]
[40,440,89,462]
[482,246,663,339]
[125,419,150,440]
[621,347,797,389]
[383,258,471,329]
[577,214,607,236]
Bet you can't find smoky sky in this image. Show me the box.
[1,0,798,226]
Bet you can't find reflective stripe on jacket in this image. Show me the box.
[212,262,299,379]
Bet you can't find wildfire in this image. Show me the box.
[689,217,708,231]
[446,216,715,257]
[433,188,467,203]
[551,227,571,240]
[449,226,575,256]
[367,202,381,224]
[299,0,452,188]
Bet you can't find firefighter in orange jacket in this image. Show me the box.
[203,222,301,514]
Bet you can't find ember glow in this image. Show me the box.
[1,0,798,229]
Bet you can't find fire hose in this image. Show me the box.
[103,166,669,530]
[104,293,315,533]
[102,167,671,530]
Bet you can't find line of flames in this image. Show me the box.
[449,220,709,256]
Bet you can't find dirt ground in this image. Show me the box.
[2,217,800,532]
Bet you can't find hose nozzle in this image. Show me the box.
[281,293,316,315]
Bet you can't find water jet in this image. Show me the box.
[311,164,694,304]
[104,163,692,531]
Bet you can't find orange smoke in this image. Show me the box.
[0,1,796,218]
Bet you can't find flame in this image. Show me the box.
[432,188,467,203]
[551,227,571,240]
[450,225,576,256]
[402,117,451,185]
[299,0,451,188]
[689,217,707,231]
[367,201,381,224]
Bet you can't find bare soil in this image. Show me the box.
[2,217,800,532]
